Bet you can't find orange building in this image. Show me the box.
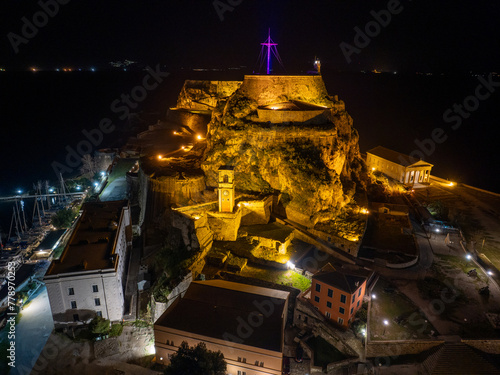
[310,264,367,327]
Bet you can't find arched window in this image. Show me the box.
[223,175,228,183]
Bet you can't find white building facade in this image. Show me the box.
[44,200,131,324]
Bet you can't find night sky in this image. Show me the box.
[1,0,500,72]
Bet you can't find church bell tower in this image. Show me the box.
[218,166,235,213]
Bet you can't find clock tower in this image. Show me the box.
[218,166,235,213]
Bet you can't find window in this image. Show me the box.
[315,283,321,292]
[340,294,346,304]
[325,311,331,318]
[350,307,354,315]
[95,298,101,306]
[326,301,332,308]
[357,301,360,307]
[255,360,259,366]
[314,296,320,303]
[68,287,74,295]
[92,285,99,293]
[73,314,79,322]
[71,301,77,309]
[338,317,344,325]
[327,288,333,298]
[166,340,170,345]
[237,357,241,362]
[242,358,246,363]
[260,362,264,367]
[339,307,345,314]
[96,311,102,317]
[358,288,362,297]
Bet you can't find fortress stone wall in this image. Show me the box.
[239,75,333,107]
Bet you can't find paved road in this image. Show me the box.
[11,287,54,375]
[100,176,127,201]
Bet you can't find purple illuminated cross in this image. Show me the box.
[261,29,278,75]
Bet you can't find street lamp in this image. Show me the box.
[488,270,494,276]
[383,319,389,335]
[372,293,376,300]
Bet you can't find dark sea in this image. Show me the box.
[1,68,499,236]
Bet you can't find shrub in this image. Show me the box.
[110,323,123,337]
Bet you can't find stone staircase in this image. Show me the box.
[422,342,500,374]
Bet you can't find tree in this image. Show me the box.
[51,208,77,229]
[88,316,110,336]
[164,342,226,375]
[80,154,97,176]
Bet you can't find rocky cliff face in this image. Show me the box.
[176,80,242,110]
[202,75,367,226]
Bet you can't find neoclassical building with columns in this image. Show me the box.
[366,146,433,185]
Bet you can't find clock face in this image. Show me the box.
[223,190,229,196]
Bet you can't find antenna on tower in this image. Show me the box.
[258,29,284,75]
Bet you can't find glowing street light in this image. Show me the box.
[488,270,494,276]
[16,189,22,195]
[157,155,162,160]
[383,319,389,335]
[371,293,376,300]
[466,254,472,260]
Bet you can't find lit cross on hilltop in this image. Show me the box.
[259,29,284,75]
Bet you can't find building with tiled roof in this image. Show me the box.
[366,146,433,185]
[310,264,367,327]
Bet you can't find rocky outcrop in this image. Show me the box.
[176,80,242,110]
[202,75,367,227]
